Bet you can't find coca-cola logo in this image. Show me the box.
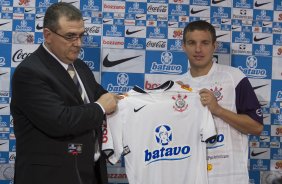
[147,5,167,13]
[146,41,166,48]
[12,49,31,62]
[85,26,100,34]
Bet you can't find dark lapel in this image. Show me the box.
[35,45,83,104]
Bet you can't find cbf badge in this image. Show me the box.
[172,94,188,112]
[68,143,83,155]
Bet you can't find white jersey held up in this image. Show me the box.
[103,81,217,184]
[177,63,263,184]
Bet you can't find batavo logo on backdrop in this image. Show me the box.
[168,39,182,51]
[81,0,99,11]
[106,73,133,93]
[169,4,188,16]
[0,31,10,44]
[127,2,146,14]
[149,51,182,74]
[144,125,191,165]
[78,48,96,71]
[126,38,145,49]
[237,56,267,79]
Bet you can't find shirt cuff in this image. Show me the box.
[95,102,105,114]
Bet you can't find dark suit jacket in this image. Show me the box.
[10,45,108,184]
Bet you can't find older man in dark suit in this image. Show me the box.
[10,2,119,184]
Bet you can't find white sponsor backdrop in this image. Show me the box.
[0,0,282,184]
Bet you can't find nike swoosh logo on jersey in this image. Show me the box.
[126,29,144,35]
[254,1,271,7]
[0,72,8,76]
[253,36,270,42]
[216,33,228,39]
[134,105,146,112]
[36,24,43,30]
[0,142,7,146]
[103,54,142,67]
[0,22,10,27]
[253,84,268,90]
[190,8,207,14]
[212,0,225,4]
[251,150,267,157]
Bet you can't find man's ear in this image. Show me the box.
[182,43,186,51]
[43,28,52,43]
[213,41,217,52]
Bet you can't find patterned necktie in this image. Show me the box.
[67,64,100,160]
[67,64,87,104]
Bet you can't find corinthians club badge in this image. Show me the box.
[172,94,188,112]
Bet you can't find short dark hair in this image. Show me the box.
[183,20,216,44]
[43,2,82,32]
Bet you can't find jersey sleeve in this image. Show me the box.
[102,119,114,159]
[235,77,263,124]
[200,107,217,142]
[104,100,126,164]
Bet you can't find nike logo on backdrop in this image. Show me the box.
[232,26,240,30]
[24,9,34,13]
[0,106,8,110]
[168,23,177,26]
[253,84,268,90]
[212,0,225,4]
[0,72,8,76]
[221,20,229,24]
[263,115,269,119]
[190,8,207,14]
[216,33,228,38]
[0,22,10,27]
[136,15,145,19]
[260,137,268,141]
[66,1,78,4]
[36,15,44,19]
[103,54,142,67]
[254,1,271,7]
[126,29,144,35]
[253,36,270,42]
[36,24,43,30]
[134,105,146,112]
[263,23,271,26]
[0,142,7,146]
[251,150,267,157]
[103,20,111,23]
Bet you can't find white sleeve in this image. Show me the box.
[104,101,126,164]
[102,119,114,158]
[201,107,217,142]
